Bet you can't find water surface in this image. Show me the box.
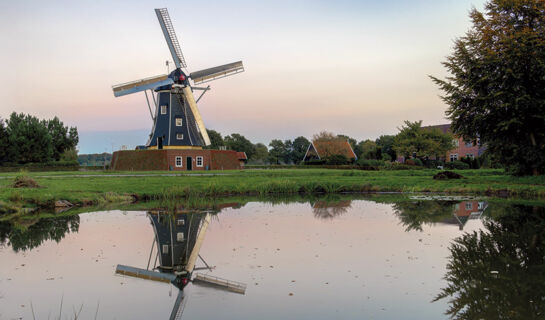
[0,197,543,319]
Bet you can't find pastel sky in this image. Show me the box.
[0,0,486,153]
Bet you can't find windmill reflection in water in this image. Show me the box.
[115,210,246,319]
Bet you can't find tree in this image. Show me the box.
[376,135,397,161]
[5,112,53,164]
[291,136,311,164]
[393,120,454,160]
[206,129,224,149]
[224,133,256,159]
[250,143,269,164]
[357,139,378,159]
[0,118,7,163]
[431,0,545,175]
[46,116,78,161]
[268,139,287,164]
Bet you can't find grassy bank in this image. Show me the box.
[1,169,545,212]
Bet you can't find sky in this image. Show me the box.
[0,0,486,154]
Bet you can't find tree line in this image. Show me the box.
[0,112,78,165]
[204,128,440,165]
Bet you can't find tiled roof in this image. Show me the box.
[236,152,247,160]
[422,124,451,134]
[312,139,356,159]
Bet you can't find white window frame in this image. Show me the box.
[176,117,183,126]
[176,133,183,140]
[453,139,459,147]
[196,156,203,167]
[450,153,458,162]
[175,156,182,167]
[161,105,167,115]
[465,202,473,210]
[466,153,474,159]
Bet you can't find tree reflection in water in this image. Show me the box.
[0,215,80,252]
[434,204,545,319]
[311,198,352,220]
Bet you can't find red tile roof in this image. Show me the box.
[236,152,247,160]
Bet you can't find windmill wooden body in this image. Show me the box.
[112,8,244,150]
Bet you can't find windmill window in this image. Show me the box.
[176,118,183,126]
[196,156,203,167]
[177,232,184,242]
[162,244,169,254]
[160,105,167,115]
[175,156,182,167]
[176,133,183,140]
[176,219,185,226]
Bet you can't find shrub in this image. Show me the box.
[381,153,392,161]
[413,158,423,166]
[357,159,385,167]
[304,159,326,165]
[445,161,470,170]
[323,154,349,165]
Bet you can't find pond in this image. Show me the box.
[0,196,543,319]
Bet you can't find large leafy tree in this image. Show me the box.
[376,135,397,161]
[431,0,545,175]
[250,143,269,164]
[268,139,287,164]
[5,112,53,163]
[224,133,256,159]
[46,116,78,161]
[205,129,224,149]
[0,118,7,163]
[393,120,454,159]
[291,136,311,163]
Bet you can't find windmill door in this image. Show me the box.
[157,137,163,150]
[186,157,192,171]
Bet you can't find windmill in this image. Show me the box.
[112,8,244,150]
[115,211,246,319]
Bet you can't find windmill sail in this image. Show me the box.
[190,61,244,84]
[112,75,173,97]
[182,86,211,146]
[155,8,187,69]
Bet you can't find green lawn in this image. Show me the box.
[1,168,545,211]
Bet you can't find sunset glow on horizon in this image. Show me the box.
[0,0,486,153]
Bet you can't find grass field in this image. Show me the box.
[1,168,545,214]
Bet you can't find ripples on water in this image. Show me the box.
[0,197,543,319]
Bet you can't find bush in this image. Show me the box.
[323,154,350,165]
[304,159,326,165]
[382,162,426,170]
[357,159,385,167]
[445,160,470,170]
[413,158,423,166]
[423,159,445,169]
[381,153,392,161]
